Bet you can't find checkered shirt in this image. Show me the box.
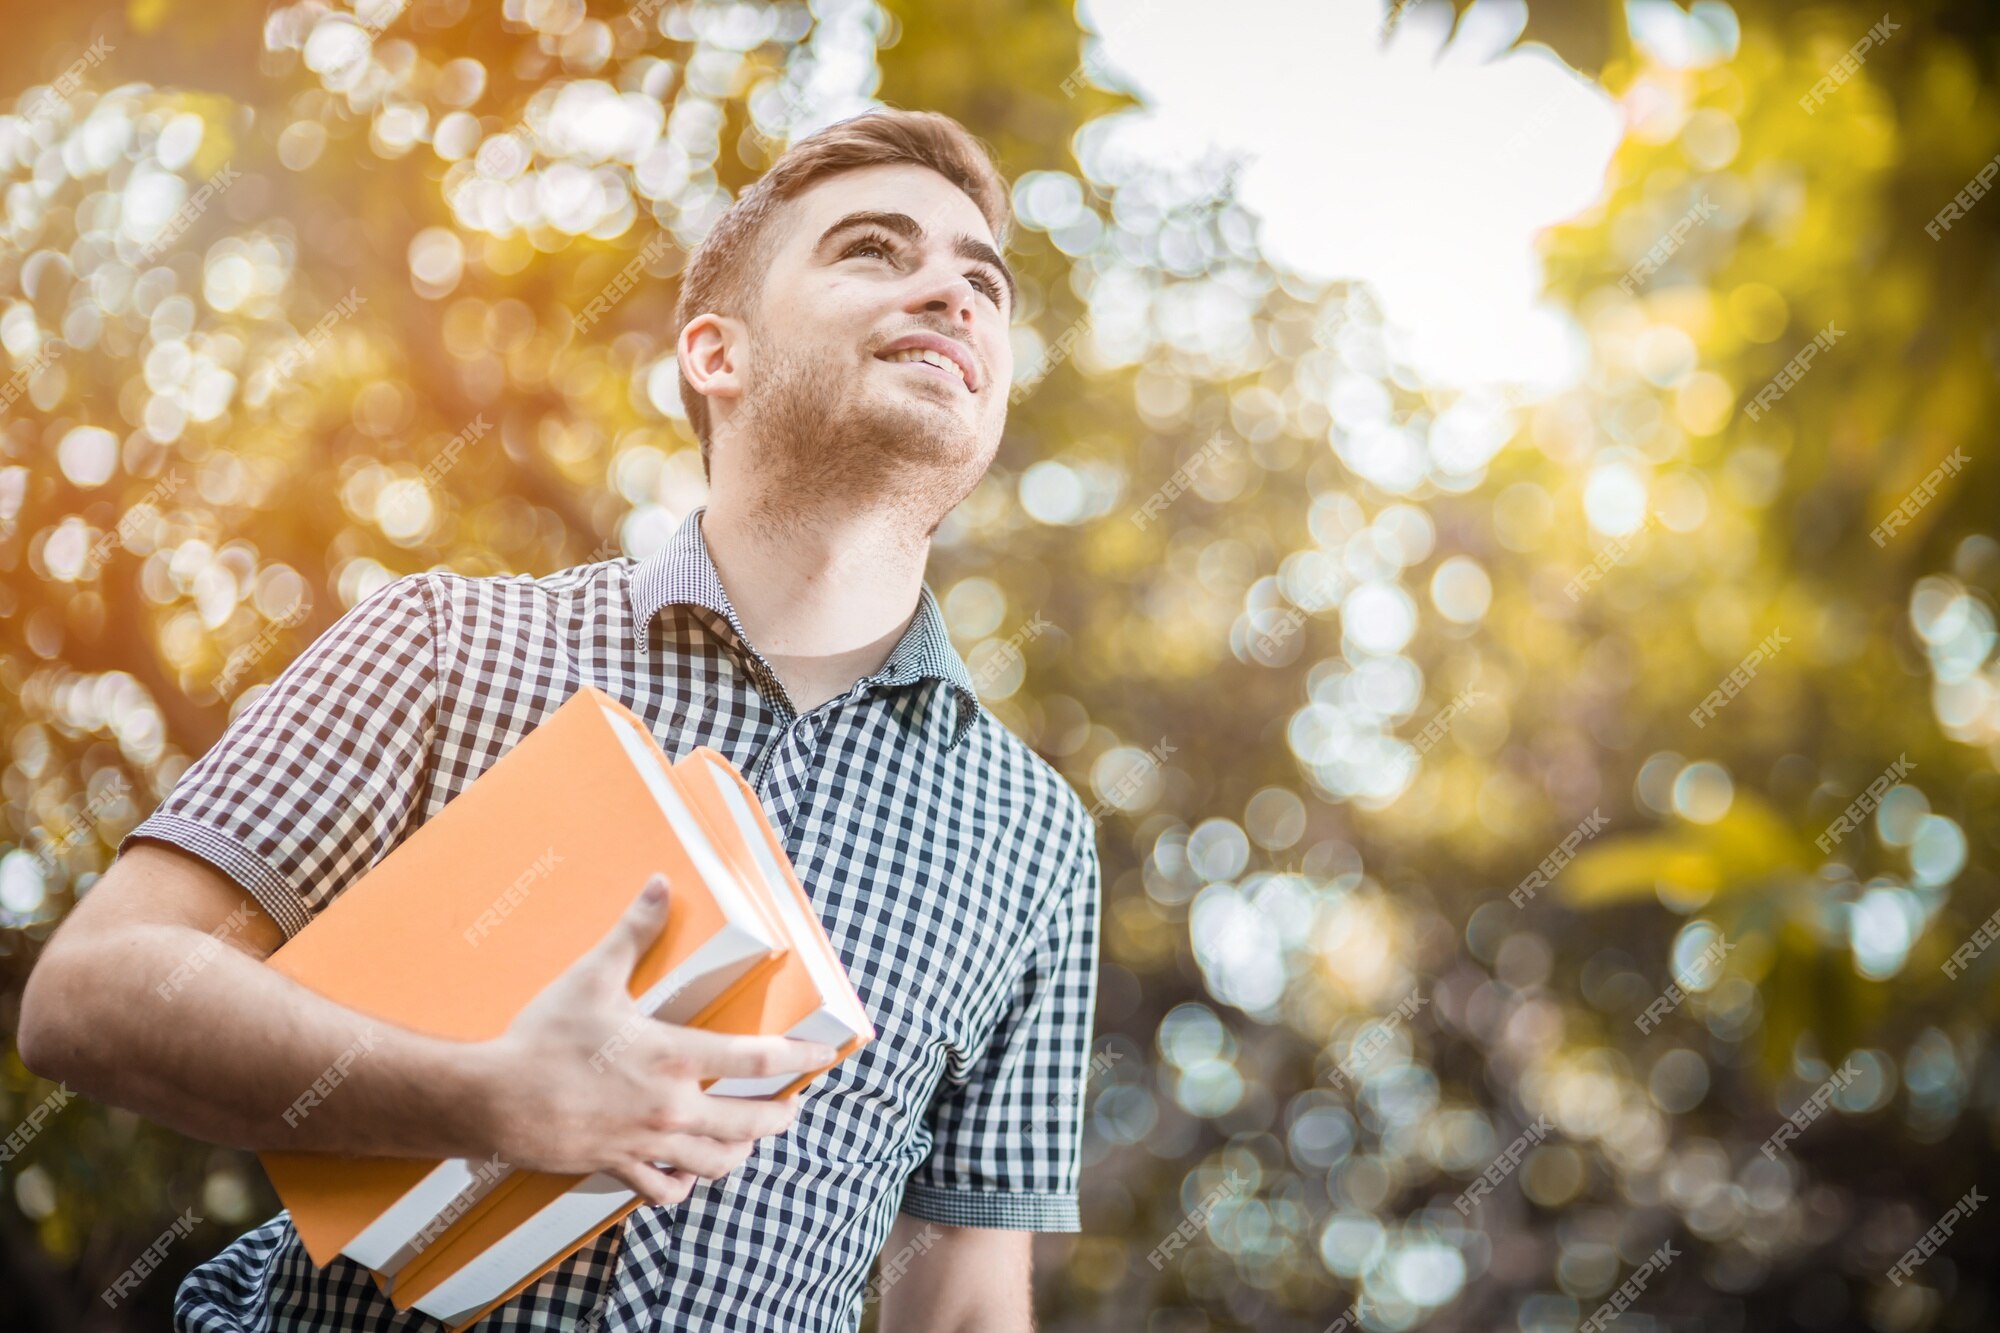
[120,504,1101,1332]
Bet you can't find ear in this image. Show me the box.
[678,312,746,412]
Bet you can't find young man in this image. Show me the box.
[18,108,1100,1332]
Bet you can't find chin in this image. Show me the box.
[859,394,981,461]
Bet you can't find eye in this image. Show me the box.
[841,231,899,263]
[841,230,1005,306]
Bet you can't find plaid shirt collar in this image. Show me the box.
[627,504,982,753]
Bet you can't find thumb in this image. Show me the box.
[578,873,671,981]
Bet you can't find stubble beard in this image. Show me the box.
[734,329,993,535]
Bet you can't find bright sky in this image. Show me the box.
[1077,0,1631,392]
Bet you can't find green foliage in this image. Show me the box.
[2,1,1998,1330]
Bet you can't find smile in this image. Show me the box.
[878,349,969,390]
[872,334,979,392]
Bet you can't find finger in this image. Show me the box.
[660,1091,802,1143]
[575,874,672,981]
[646,1163,702,1186]
[654,1027,838,1081]
[643,1134,756,1180]
[609,1160,689,1207]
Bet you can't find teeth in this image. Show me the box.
[883,347,966,383]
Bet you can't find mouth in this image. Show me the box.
[874,334,978,393]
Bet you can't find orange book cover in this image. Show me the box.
[673,746,875,1086]
[256,686,785,1273]
[387,747,874,1331]
[376,721,786,1304]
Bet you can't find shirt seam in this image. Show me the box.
[897,1180,1082,1230]
[1023,815,1098,962]
[412,572,445,825]
[117,574,446,940]
[125,813,315,940]
[900,1182,1080,1202]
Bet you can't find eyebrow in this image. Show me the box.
[814,209,1017,311]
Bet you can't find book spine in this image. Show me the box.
[439,1198,647,1332]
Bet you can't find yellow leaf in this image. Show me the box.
[1557,791,1812,908]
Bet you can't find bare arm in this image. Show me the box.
[16,845,830,1203]
[17,842,488,1159]
[875,1213,1034,1333]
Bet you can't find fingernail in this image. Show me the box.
[805,1044,838,1065]
[643,876,667,904]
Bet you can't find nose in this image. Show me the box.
[908,261,978,333]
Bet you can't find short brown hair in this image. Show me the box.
[672,108,1011,472]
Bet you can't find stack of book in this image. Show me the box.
[254,685,874,1331]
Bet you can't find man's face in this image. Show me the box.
[690,162,1016,515]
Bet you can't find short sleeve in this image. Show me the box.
[117,574,441,941]
[899,835,1101,1232]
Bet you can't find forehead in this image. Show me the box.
[777,162,1000,254]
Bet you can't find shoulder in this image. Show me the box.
[413,556,640,634]
[965,715,1100,891]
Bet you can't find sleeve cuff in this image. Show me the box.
[118,813,314,941]
[897,1182,1080,1232]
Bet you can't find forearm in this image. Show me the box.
[20,920,495,1161]
[877,1215,1034,1332]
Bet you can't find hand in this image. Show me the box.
[464,874,835,1206]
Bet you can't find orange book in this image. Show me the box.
[673,745,876,1085]
[387,741,874,1330]
[256,686,788,1281]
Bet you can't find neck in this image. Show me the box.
[698,484,934,715]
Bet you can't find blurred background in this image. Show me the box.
[1,0,1997,1329]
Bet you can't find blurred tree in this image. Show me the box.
[1,1,1998,1331]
